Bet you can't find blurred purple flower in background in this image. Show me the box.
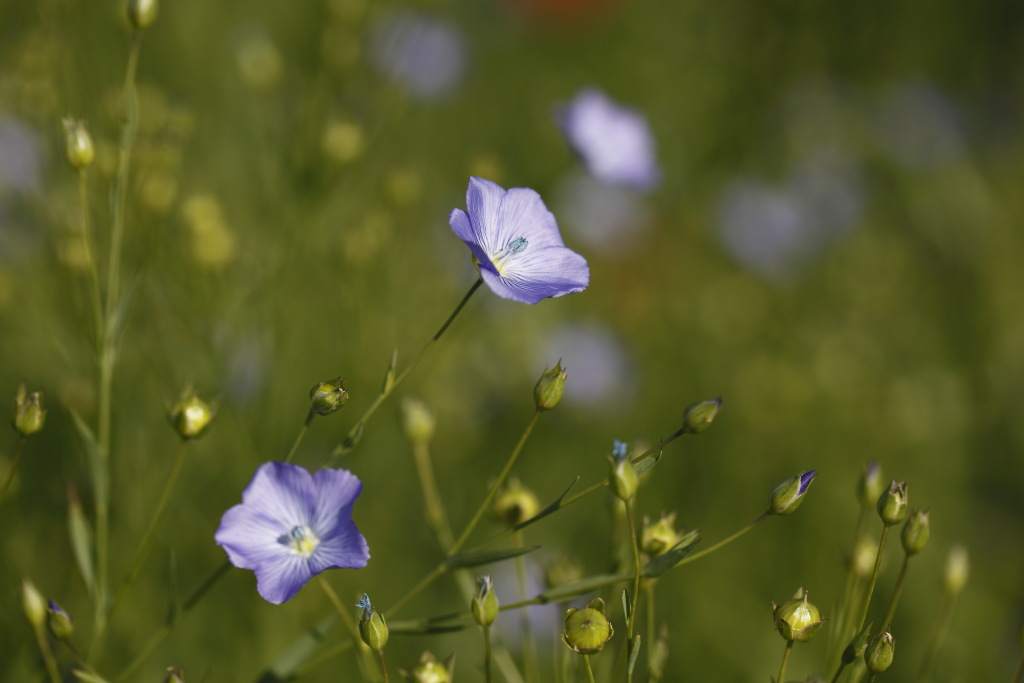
[215,461,369,604]
[875,83,964,169]
[555,173,652,257]
[558,88,660,191]
[369,13,466,101]
[0,115,45,264]
[450,177,589,304]
[538,323,634,410]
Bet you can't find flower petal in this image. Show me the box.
[240,462,316,529]
[449,208,491,267]
[253,553,315,604]
[465,176,506,256]
[495,187,565,251]
[483,245,590,304]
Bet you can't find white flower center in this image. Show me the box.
[490,236,528,274]
[285,524,320,557]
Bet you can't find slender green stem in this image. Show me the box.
[284,410,316,464]
[0,436,26,501]
[451,410,541,554]
[33,625,62,683]
[880,555,910,633]
[318,576,362,645]
[412,440,454,550]
[583,654,597,683]
[512,530,539,683]
[483,624,493,683]
[624,500,642,679]
[677,511,771,566]
[335,278,483,460]
[645,581,657,675]
[375,648,390,683]
[828,503,873,670]
[108,439,190,623]
[62,638,102,678]
[777,640,793,683]
[866,675,877,683]
[77,167,103,350]
[855,526,891,634]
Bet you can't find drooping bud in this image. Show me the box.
[62,117,95,170]
[858,461,885,507]
[12,381,47,436]
[608,441,638,502]
[681,397,722,434]
[901,509,931,556]
[309,377,349,416]
[400,396,436,446]
[471,575,499,627]
[127,0,159,30]
[877,480,909,526]
[563,598,614,654]
[400,652,454,683]
[491,478,540,527]
[641,512,683,558]
[534,361,567,411]
[864,631,895,673]
[772,587,826,643]
[167,388,216,440]
[47,600,74,640]
[943,543,969,596]
[357,594,389,651]
[842,621,873,665]
[768,470,816,515]
[21,579,47,629]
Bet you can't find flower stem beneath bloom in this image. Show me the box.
[675,511,771,567]
[777,640,794,683]
[880,554,911,634]
[583,654,597,683]
[625,500,643,679]
[318,576,378,679]
[284,409,316,464]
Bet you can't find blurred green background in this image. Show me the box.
[2,0,1023,681]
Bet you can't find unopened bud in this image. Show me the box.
[943,543,969,595]
[127,0,158,30]
[608,442,638,502]
[681,397,722,434]
[167,388,216,440]
[471,575,499,627]
[12,381,47,437]
[772,587,826,643]
[901,509,930,556]
[864,631,895,673]
[309,377,349,416]
[400,397,436,445]
[163,667,186,683]
[21,579,46,628]
[769,470,816,515]
[534,361,567,411]
[641,512,683,558]
[858,461,885,507]
[401,652,453,683]
[47,600,74,640]
[62,117,95,169]
[563,598,614,654]
[357,594,389,651]
[877,480,909,526]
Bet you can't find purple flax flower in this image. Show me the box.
[449,177,589,304]
[558,88,660,191]
[215,461,369,604]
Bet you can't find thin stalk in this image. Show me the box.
[855,526,891,633]
[624,500,642,683]
[375,648,390,683]
[645,582,657,675]
[827,503,874,669]
[77,167,103,349]
[336,278,482,458]
[677,511,771,566]
[583,654,597,683]
[33,624,62,683]
[412,440,454,550]
[512,530,539,683]
[0,436,26,501]
[880,555,910,633]
[318,576,378,682]
[384,564,447,617]
[284,410,316,464]
[450,410,541,554]
[62,638,103,679]
[482,624,493,683]
[777,640,793,683]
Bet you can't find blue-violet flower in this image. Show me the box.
[215,461,370,604]
[558,88,660,191]
[450,177,589,304]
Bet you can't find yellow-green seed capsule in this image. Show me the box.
[357,594,388,651]
[681,397,722,434]
[943,543,969,596]
[309,377,349,416]
[471,575,499,627]
[901,509,930,556]
[608,452,638,502]
[127,0,158,29]
[641,512,683,558]
[563,598,614,654]
[167,389,216,440]
[12,381,46,437]
[491,478,540,527]
[62,117,95,169]
[772,587,826,643]
[401,652,453,683]
[21,579,46,629]
[877,480,909,526]
[864,631,895,673]
[768,470,817,515]
[858,461,885,507]
[534,361,567,411]
[47,600,74,640]
[400,397,436,446]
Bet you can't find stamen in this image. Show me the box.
[284,524,320,557]
[491,236,529,274]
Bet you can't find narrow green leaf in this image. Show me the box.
[642,529,702,578]
[627,634,642,675]
[536,573,630,604]
[381,349,398,393]
[621,587,631,623]
[633,450,663,475]
[70,410,107,508]
[259,614,339,682]
[510,477,580,533]
[66,487,96,598]
[444,545,539,570]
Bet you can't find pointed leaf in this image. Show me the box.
[511,477,580,533]
[621,587,631,623]
[67,487,96,597]
[381,349,398,393]
[627,634,642,675]
[642,530,702,578]
[70,410,108,508]
[444,545,539,570]
[633,449,663,475]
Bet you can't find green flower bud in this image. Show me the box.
[471,575,499,627]
[543,554,584,590]
[400,396,436,446]
[772,587,826,643]
[864,631,895,674]
[768,470,816,515]
[62,117,95,170]
[681,397,722,434]
[491,478,540,527]
[608,445,638,503]
[127,0,158,30]
[850,538,877,579]
[943,543,969,596]
[877,480,909,526]
[167,388,216,440]
[309,377,349,416]
[534,361,567,411]
[563,598,614,654]
[47,600,74,640]
[901,509,930,556]
[21,579,47,629]
[12,381,47,436]
[163,667,186,683]
[641,512,683,558]
[841,621,873,665]
[401,652,454,683]
[858,461,885,507]
[357,594,389,651]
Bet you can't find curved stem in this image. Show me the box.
[0,436,26,501]
[855,526,891,634]
[412,440,454,550]
[777,640,793,683]
[284,410,316,464]
[450,410,541,555]
[512,530,538,683]
[77,167,103,350]
[624,500,642,668]
[677,511,771,566]
[880,555,910,633]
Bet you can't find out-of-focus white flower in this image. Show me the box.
[369,13,466,101]
[555,173,651,257]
